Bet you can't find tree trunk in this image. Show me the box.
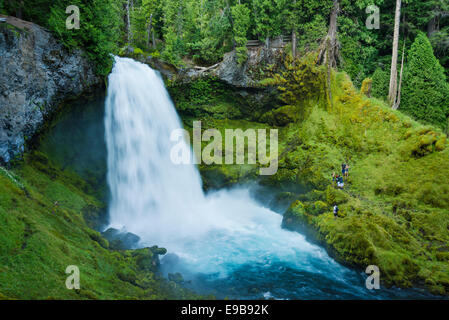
[152,29,156,48]
[14,0,23,19]
[427,15,437,37]
[292,30,296,59]
[388,0,401,107]
[318,0,339,68]
[126,0,131,43]
[393,42,406,110]
[147,14,153,49]
[292,0,297,60]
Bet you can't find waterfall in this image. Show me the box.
[104,57,379,299]
[105,56,206,242]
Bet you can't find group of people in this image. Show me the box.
[331,163,350,218]
[332,162,349,189]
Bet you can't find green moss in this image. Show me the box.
[281,201,311,231]
[258,64,449,294]
[0,152,198,299]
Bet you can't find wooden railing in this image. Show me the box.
[246,40,261,47]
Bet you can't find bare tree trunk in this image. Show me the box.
[393,42,405,110]
[152,29,156,48]
[147,14,153,48]
[318,0,340,68]
[126,0,131,43]
[14,0,23,19]
[292,30,296,58]
[388,0,401,107]
[292,0,297,60]
[427,15,437,37]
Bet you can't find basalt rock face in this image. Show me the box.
[0,15,101,163]
[182,46,284,88]
[213,46,283,87]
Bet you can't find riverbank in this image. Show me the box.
[1,49,448,298]
[170,64,449,295]
[0,148,202,299]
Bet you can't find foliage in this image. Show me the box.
[0,151,201,299]
[231,3,250,65]
[371,67,389,100]
[3,0,123,76]
[401,33,449,128]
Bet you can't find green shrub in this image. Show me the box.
[325,185,349,205]
[401,33,449,128]
[371,67,389,100]
[309,201,328,216]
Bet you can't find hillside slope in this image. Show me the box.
[172,60,449,295]
[0,152,197,299]
[278,72,449,295]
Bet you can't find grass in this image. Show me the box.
[0,151,199,299]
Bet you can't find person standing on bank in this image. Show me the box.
[333,204,339,218]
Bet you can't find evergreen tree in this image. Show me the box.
[251,0,282,42]
[231,3,250,64]
[371,67,390,100]
[401,32,449,127]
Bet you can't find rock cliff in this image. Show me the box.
[0,15,101,163]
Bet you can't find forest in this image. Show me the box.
[1,0,448,129]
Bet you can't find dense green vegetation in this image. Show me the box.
[0,0,123,75]
[172,55,449,295]
[1,0,448,127]
[0,151,200,299]
[401,33,449,128]
[1,0,449,299]
[277,67,449,295]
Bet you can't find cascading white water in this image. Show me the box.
[105,56,207,243]
[105,57,374,299]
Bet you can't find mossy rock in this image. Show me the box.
[325,185,349,205]
[87,229,109,249]
[282,200,312,231]
[81,203,107,229]
[309,201,328,216]
[260,105,299,126]
[168,272,184,283]
[436,252,449,262]
[435,136,447,151]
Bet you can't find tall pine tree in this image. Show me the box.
[401,32,449,128]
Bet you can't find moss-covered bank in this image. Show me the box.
[170,59,449,296]
[0,151,200,299]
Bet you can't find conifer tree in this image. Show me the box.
[371,67,390,100]
[231,3,250,64]
[401,32,449,127]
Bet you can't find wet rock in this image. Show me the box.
[168,272,184,283]
[0,16,100,163]
[101,228,141,250]
[182,46,284,88]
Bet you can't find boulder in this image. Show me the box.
[101,228,141,250]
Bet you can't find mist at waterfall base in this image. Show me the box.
[104,57,435,300]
